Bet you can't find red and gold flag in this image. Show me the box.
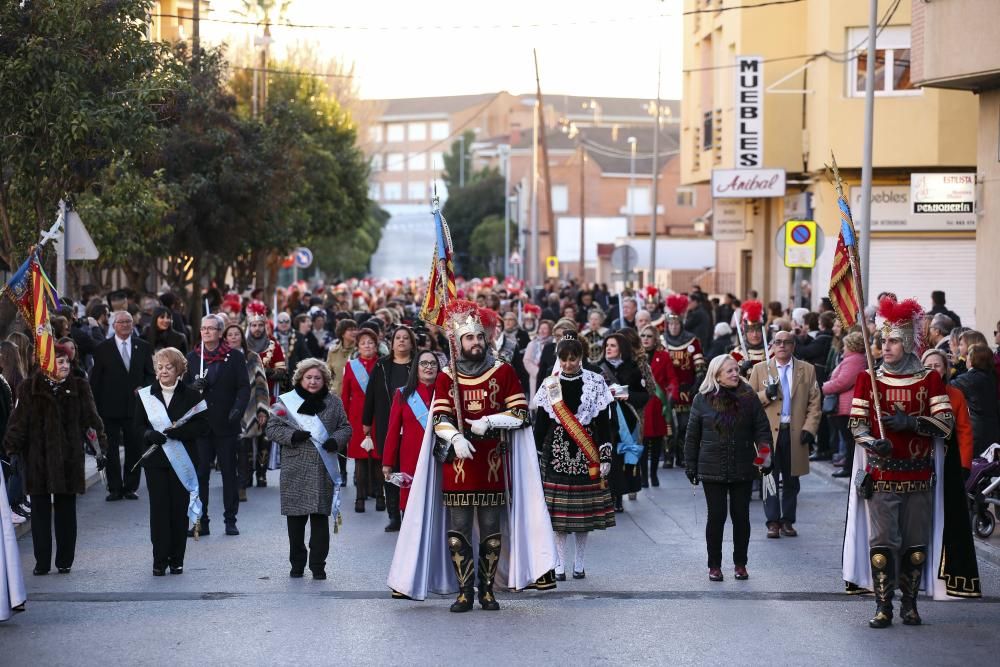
[419,209,457,325]
[829,197,861,329]
[31,256,58,376]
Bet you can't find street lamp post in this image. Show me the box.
[626,136,637,287]
[501,144,511,277]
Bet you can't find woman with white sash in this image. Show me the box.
[381,350,439,524]
[135,348,209,576]
[266,359,351,579]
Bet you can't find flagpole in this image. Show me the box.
[431,190,465,431]
[832,154,885,440]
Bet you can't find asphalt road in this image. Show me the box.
[3,458,998,666]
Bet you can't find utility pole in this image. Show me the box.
[533,49,556,276]
[858,0,878,301]
[530,101,540,288]
[501,144,511,277]
[649,55,661,289]
[459,134,466,188]
[192,0,200,57]
[578,139,586,282]
[627,136,637,287]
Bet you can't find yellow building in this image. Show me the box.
[148,1,206,43]
[681,0,979,324]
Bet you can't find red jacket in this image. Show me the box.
[381,382,434,511]
[341,355,379,459]
[643,349,679,438]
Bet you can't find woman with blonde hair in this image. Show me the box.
[684,355,771,582]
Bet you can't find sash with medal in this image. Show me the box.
[541,376,601,480]
[349,358,370,393]
[137,387,207,525]
[278,390,343,526]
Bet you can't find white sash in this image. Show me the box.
[137,387,206,525]
[278,390,343,520]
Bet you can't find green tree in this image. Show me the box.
[0,0,178,270]
[441,174,505,273]
[441,130,498,192]
[468,214,513,277]
[313,205,389,279]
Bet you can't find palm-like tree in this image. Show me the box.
[238,1,293,115]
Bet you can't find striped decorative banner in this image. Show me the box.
[829,193,861,329]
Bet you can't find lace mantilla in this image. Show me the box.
[532,369,613,425]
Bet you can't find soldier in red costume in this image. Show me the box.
[848,296,953,628]
[729,300,768,378]
[431,300,529,612]
[245,301,287,486]
[662,294,706,468]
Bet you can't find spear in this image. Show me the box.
[830,153,885,439]
[431,189,465,432]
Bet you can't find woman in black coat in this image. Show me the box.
[144,306,189,355]
[952,343,1000,458]
[362,326,415,530]
[684,355,772,582]
[134,347,209,575]
[598,333,648,512]
[3,344,108,575]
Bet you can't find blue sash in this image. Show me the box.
[349,358,370,393]
[404,388,430,430]
[137,387,206,524]
[279,390,342,520]
[614,403,643,465]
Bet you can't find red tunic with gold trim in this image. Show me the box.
[849,368,953,490]
[432,360,528,505]
[256,336,287,401]
[665,337,706,413]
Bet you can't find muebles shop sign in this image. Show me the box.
[734,56,764,167]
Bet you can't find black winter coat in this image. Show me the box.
[952,368,1000,457]
[89,336,156,420]
[684,383,772,483]
[133,382,210,470]
[183,347,250,437]
[4,371,109,495]
[362,355,414,455]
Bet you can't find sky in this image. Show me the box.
[199,0,684,100]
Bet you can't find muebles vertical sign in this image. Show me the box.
[735,56,763,167]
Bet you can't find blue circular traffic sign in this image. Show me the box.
[791,224,811,245]
[293,247,313,269]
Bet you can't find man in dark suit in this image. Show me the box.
[184,315,250,536]
[89,310,155,501]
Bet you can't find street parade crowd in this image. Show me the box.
[0,275,992,627]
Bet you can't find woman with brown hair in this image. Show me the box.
[0,340,26,392]
[5,332,34,377]
[952,342,1000,458]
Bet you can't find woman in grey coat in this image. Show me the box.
[266,358,351,579]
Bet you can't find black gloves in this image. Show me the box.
[870,439,893,457]
[800,431,815,446]
[190,376,207,392]
[227,407,242,425]
[290,430,311,443]
[880,406,917,433]
[144,430,167,446]
[96,455,107,471]
[760,464,773,476]
[739,360,753,376]
[686,470,699,486]
[321,438,339,453]
[764,382,780,402]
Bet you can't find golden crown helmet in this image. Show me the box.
[245,300,268,325]
[442,299,487,340]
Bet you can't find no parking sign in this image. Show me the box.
[783,220,816,268]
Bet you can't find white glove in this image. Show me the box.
[599,462,611,477]
[467,417,490,436]
[452,434,476,460]
[360,435,374,452]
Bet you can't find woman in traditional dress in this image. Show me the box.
[533,334,615,580]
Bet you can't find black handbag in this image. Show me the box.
[822,393,838,414]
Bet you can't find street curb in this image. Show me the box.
[14,465,103,540]
[811,460,1000,569]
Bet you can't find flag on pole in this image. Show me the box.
[419,207,457,326]
[0,249,59,376]
[829,196,861,329]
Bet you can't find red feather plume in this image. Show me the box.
[645,285,659,297]
[742,300,764,324]
[523,303,541,316]
[666,294,689,317]
[479,307,500,334]
[246,300,267,318]
[877,295,923,325]
[442,299,479,322]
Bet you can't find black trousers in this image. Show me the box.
[238,437,253,489]
[831,415,854,469]
[642,436,663,483]
[196,434,239,524]
[354,458,384,502]
[286,514,330,573]
[30,493,77,571]
[104,416,142,493]
[763,429,800,525]
[702,480,752,568]
[146,466,189,569]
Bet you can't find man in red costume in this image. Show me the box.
[729,300,768,378]
[432,300,529,612]
[848,296,953,628]
[662,294,706,468]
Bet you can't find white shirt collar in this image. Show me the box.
[115,335,131,346]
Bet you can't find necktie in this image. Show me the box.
[121,340,131,371]
[780,364,791,420]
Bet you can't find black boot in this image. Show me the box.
[868,547,894,629]
[639,441,650,488]
[255,442,270,487]
[385,487,402,532]
[650,438,662,487]
[477,533,502,611]
[899,546,925,626]
[447,531,475,613]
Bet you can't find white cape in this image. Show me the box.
[386,421,557,600]
[1,469,27,621]
[842,439,949,600]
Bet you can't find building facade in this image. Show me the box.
[681,0,979,323]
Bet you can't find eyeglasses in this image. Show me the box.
[639,333,655,338]
[418,361,439,369]
[772,339,794,346]
[199,326,220,332]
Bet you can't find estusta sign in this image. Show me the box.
[911,173,975,214]
[711,168,786,198]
